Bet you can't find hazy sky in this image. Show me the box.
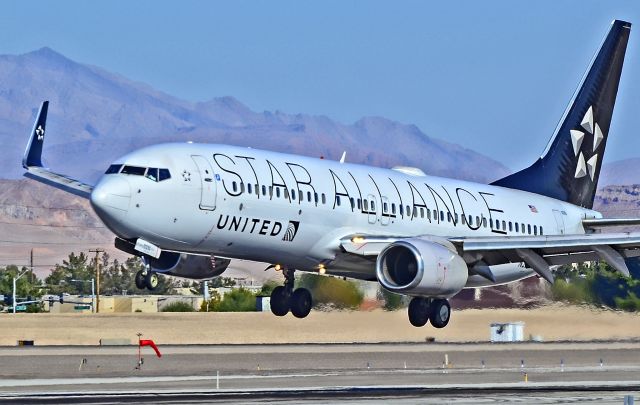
[1,1,639,170]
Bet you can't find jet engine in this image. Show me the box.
[145,251,231,280]
[375,239,468,297]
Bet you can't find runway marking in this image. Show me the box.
[1,367,640,388]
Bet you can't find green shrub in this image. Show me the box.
[378,288,406,311]
[215,288,256,312]
[298,274,363,309]
[161,301,195,312]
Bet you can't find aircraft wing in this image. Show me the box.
[340,232,640,283]
[22,101,93,199]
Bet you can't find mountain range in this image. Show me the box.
[0,47,511,184]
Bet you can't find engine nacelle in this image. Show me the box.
[146,251,230,280]
[376,239,468,297]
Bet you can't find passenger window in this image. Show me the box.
[502,220,506,230]
[534,225,538,235]
[399,205,404,216]
[247,184,252,194]
[262,185,267,196]
[269,186,273,197]
[476,216,480,226]
[392,204,396,215]
[521,223,525,234]
[364,200,369,210]
[291,189,296,200]
[121,165,146,176]
[462,215,466,224]
[509,222,513,232]
[307,192,312,202]
[384,202,389,213]
[314,193,319,204]
[419,207,424,218]
[490,218,494,228]
[321,194,326,204]
[528,224,532,234]
[146,168,159,181]
[371,201,376,211]
[255,184,259,195]
[454,213,458,223]
[350,198,355,209]
[105,164,122,174]
[240,182,245,193]
[515,223,519,232]
[427,209,431,220]
[232,181,238,192]
[441,211,445,221]
[336,196,341,206]
[276,188,281,198]
[468,215,473,225]
[540,227,544,235]
[358,199,362,210]
[483,217,487,227]
[413,207,418,217]
[159,169,171,181]
[406,206,411,216]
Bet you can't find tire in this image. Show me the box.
[408,297,430,327]
[290,288,312,319]
[135,271,146,290]
[270,286,290,316]
[430,299,451,329]
[145,272,159,290]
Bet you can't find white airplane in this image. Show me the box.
[22,20,637,327]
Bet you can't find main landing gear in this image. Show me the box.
[135,269,159,291]
[270,268,313,318]
[408,297,451,328]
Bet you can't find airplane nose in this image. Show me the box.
[90,176,131,224]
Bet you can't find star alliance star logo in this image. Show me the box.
[570,106,603,181]
[182,170,191,182]
[35,125,45,141]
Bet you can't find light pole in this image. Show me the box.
[12,267,32,314]
[70,278,96,313]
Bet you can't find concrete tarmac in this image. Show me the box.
[0,342,638,403]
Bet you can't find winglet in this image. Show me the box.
[22,101,49,168]
[21,101,94,199]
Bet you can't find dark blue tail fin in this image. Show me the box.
[492,20,631,209]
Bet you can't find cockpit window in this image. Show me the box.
[146,168,159,182]
[105,164,122,174]
[121,165,146,175]
[113,165,171,182]
[159,169,171,181]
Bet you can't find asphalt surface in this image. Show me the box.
[0,342,638,403]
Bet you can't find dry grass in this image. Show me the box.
[2,305,639,346]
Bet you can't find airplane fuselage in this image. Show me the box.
[91,142,600,287]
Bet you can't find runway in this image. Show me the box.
[0,342,638,403]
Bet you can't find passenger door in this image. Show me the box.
[191,155,216,210]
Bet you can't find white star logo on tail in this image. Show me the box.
[35,125,45,141]
[570,106,603,180]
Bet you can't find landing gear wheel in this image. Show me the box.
[135,271,146,290]
[408,297,430,327]
[145,271,159,291]
[270,286,290,316]
[429,299,451,329]
[290,288,312,319]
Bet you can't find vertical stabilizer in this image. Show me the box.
[492,20,631,208]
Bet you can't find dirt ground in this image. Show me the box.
[0,305,639,346]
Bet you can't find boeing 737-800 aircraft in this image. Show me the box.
[22,20,638,327]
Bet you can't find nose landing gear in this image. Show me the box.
[135,269,159,291]
[269,268,313,318]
